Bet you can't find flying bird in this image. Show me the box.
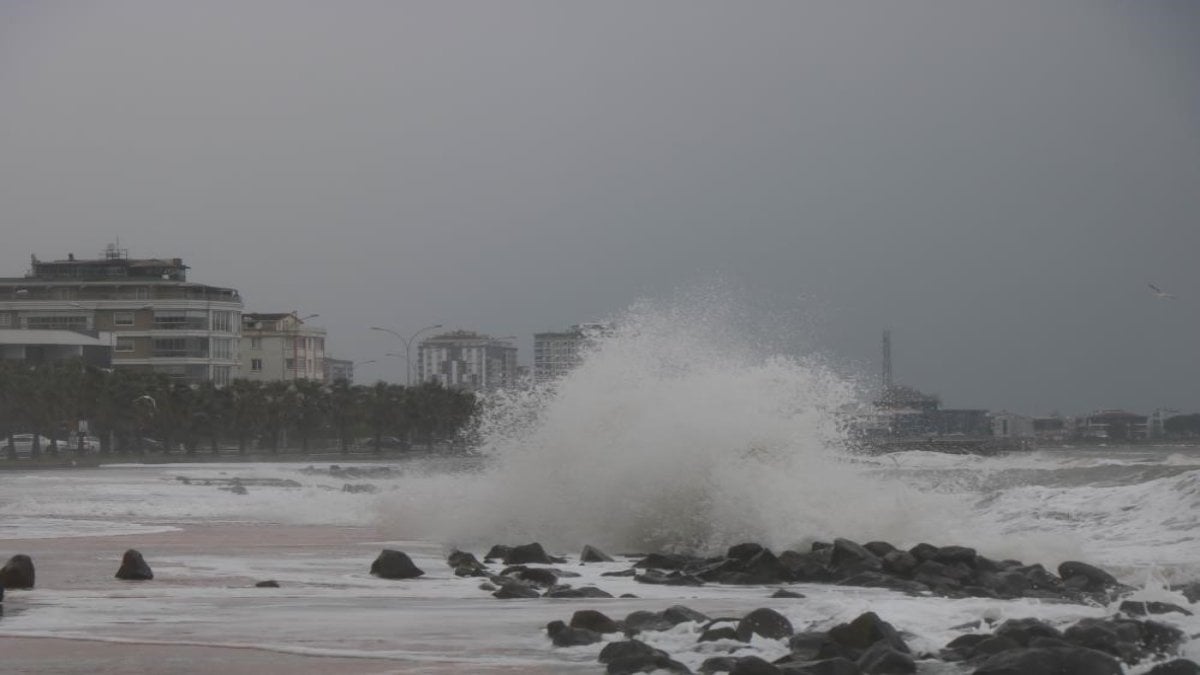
[1147,283,1177,300]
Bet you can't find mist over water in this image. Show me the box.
[379,293,983,554]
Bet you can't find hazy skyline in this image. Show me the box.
[2,1,1197,414]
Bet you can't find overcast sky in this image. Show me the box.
[2,1,1197,414]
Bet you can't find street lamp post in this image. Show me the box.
[369,323,443,386]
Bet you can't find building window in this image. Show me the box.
[211,338,232,359]
[154,310,208,330]
[251,358,263,372]
[213,366,231,386]
[115,337,136,352]
[113,311,134,326]
[0,314,10,327]
[250,337,262,349]
[26,314,89,331]
[285,358,295,371]
[212,311,232,333]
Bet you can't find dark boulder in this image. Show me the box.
[827,612,909,654]
[971,646,1122,675]
[447,550,485,573]
[992,618,1062,647]
[736,607,794,641]
[728,543,767,560]
[598,639,660,663]
[624,610,677,634]
[1014,564,1062,593]
[933,546,977,566]
[0,554,35,589]
[907,543,938,562]
[787,631,830,660]
[856,641,915,674]
[547,620,603,647]
[664,604,710,625]
[369,549,424,579]
[581,545,615,563]
[771,588,805,598]
[881,551,918,578]
[115,549,154,581]
[862,541,896,558]
[484,544,512,561]
[501,565,558,587]
[830,539,882,575]
[571,609,621,634]
[504,542,555,565]
[1057,561,1119,591]
[544,585,614,598]
[971,635,1021,657]
[1171,581,1200,603]
[491,579,540,598]
[779,549,835,582]
[255,580,280,588]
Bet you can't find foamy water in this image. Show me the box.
[0,301,1197,672]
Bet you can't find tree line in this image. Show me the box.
[0,360,479,458]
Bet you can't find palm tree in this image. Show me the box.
[328,380,363,455]
[292,379,328,452]
[228,379,265,454]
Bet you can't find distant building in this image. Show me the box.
[1081,410,1149,441]
[239,312,325,382]
[533,323,613,382]
[990,411,1035,438]
[1033,416,1069,442]
[416,330,517,392]
[324,357,355,383]
[0,246,242,384]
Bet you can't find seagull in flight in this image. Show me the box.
[1147,283,1177,300]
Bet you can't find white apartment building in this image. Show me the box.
[416,330,517,392]
[239,312,326,382]
[0,247,242,385]
[532,323,613,382]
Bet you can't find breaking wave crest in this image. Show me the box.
[378,292,972,554]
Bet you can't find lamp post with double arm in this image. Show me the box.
[369,323,443,386]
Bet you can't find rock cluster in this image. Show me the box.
[0,554,35,589]
[621,539,1130,602]
[942,614,1190,674]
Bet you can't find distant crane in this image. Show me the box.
[1147,283,1177,300]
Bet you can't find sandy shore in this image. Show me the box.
[0,522,578,674]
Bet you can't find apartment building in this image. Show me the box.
[239,312,326,382]
[532,323,614,382]
[0,247,242,384]
[416,330,517,392]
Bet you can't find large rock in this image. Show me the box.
[856,641,915,674]
[581,545,615,563]
[736,607,794,641]
[0,554,35,589]
[571,609,621,634]
[115,549,153,581]
[1057,561,1119,591]
[598,639,660,664]
[369,549,424,579]
[728,655,781,674]
[827,612,909,654]
[492,579,540,598]
[830,539,882,575]
[546,620,602,647]
[504,542,555,565]
[992,618,1062,646]
[971,646,1122,675]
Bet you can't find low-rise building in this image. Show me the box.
[0,246,242,384]
[324,357,355,383]
[239,312,326,382]
[416,330,517,392]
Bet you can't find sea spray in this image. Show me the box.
[377,293,975,554]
